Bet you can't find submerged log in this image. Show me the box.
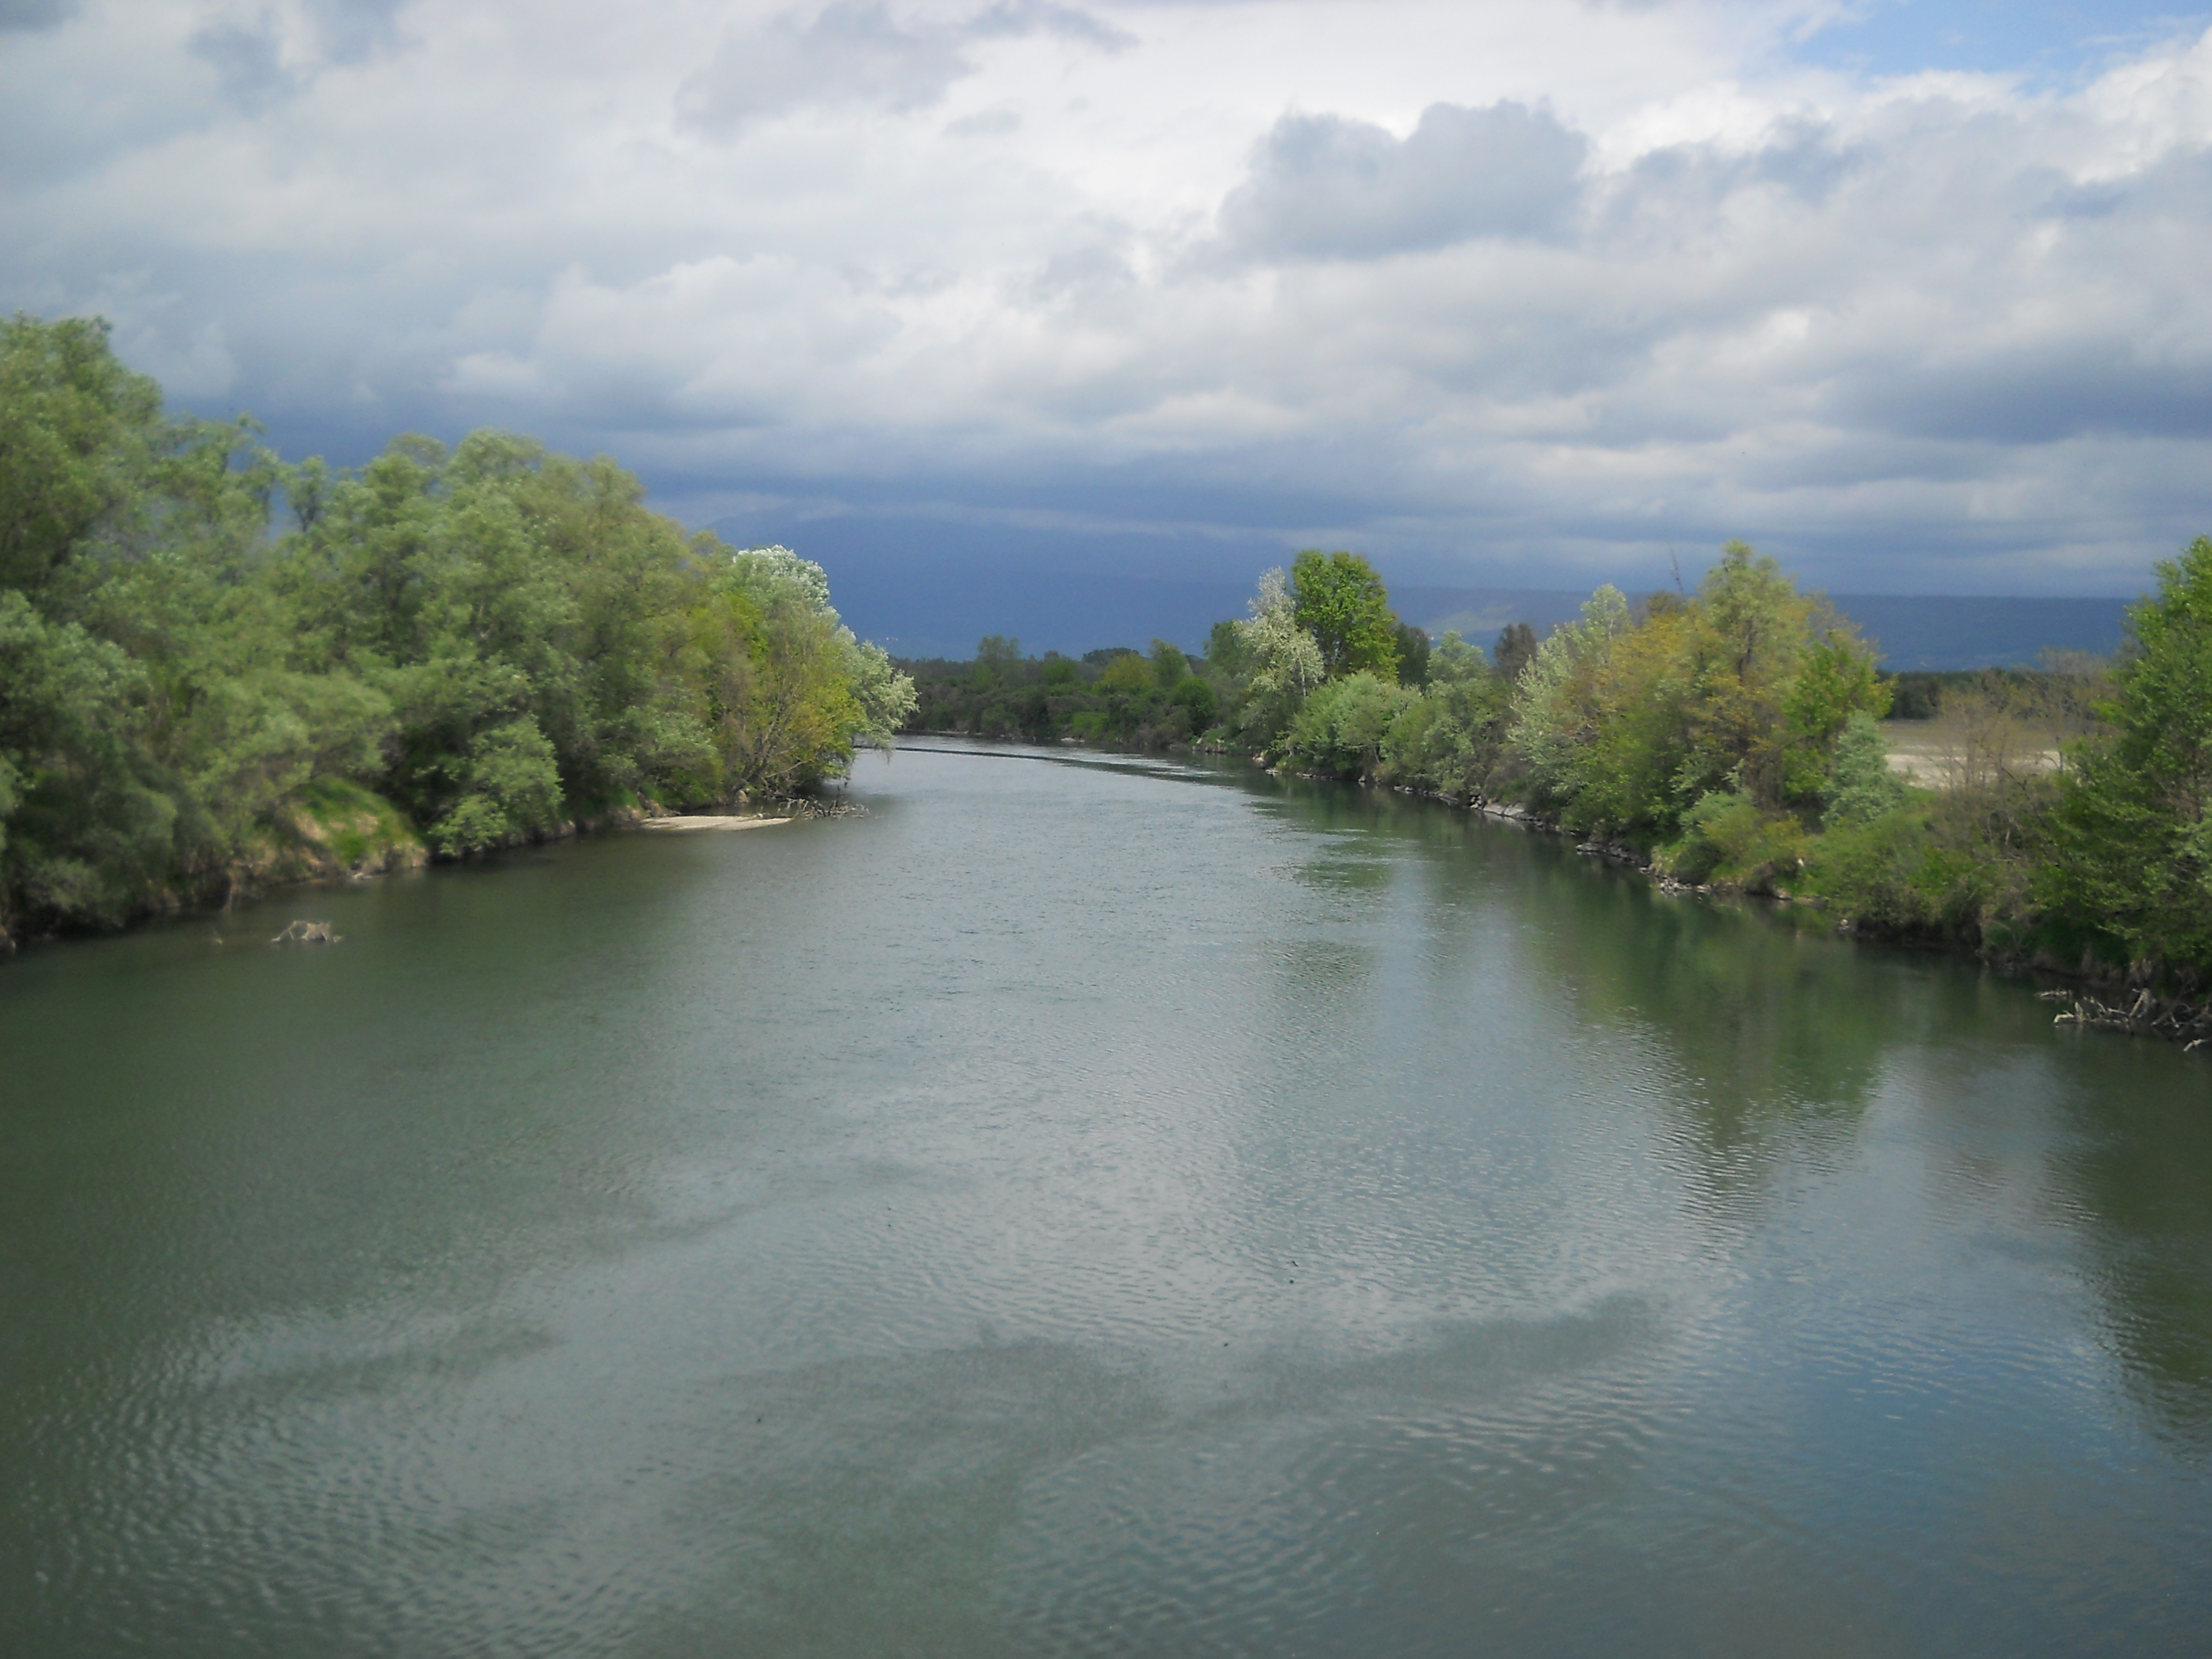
[2047,985,2212,1048]
[270,919,341,944]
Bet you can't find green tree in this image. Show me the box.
[1233,567,1325,752]
[1393,621,1430,687]
[1288,671,1414,779]
[0,314,164,594]
[1290,550,1399,680]
[1204,619,1252,682]
[1149,638,1188,688]
[2045,536,2212,970]
[0,313,910,937]
[1170,675,1218,732]
[1511,585,1628,811]
[1492,621,1537,683]
[0,592,186,937]
[975,635,1023,689]
[1823,711,1908,827]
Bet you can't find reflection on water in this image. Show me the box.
[1,743,2207,1656]
[2059,1057,2212,1453]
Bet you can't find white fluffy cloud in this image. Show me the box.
[4,0,2211,592]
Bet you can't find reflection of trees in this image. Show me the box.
[2060,1063,2212,1453]
[1261,773,1904,1159]
[1507,842,1900,1145]
[1357,787,1914,1205]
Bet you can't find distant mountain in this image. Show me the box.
[707,527,2134,670]
[1822,595,2130,672]
[1396,589,2133,672]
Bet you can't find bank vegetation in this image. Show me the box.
[0,314,914,949]
[908,540,2212,1019]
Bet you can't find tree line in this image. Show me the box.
[0,314,915,949]
[906,540,2212,987]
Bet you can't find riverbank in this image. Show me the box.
[1248,750,2209,1054]
[0,800,819,955]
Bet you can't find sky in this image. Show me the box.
[6,0,2212,606]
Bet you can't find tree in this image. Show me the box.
[0,314,164,594]
[1393,621,1430,687]
[2046,535,2212,970]
[0,312,912,935]
[1492,621,1537,683]
[1233,567,1325,750]
[1380,635,1513,801]
[1822,711,1907,827]
[1290,550,1399,680]
[1288,672,1414,779]
[1511,586,1628,811]
[975,635,1023,688]
[0,592,182,937]
[1170,675,1218,732]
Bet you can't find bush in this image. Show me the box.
[1824,710,1908,827]
[1656,789,1809,890]
[1287,673,1412,779]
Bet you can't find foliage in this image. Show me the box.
[2043,536,2212,971]
[1286,672,1415,778]
[1393,622,1431,688]
[1290,550,1400,680]
[0,313,909,945]
[0,314,165,593]
[1511,584,1629,811]
[1378,633,1512,802]
[1823,711,1908,827]
[1655,790,1809,888]
[1235,567,1327,750]
[1492,621,1538,684]
[1496,548,1889,847]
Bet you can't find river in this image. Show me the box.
[2,742,2207,1656]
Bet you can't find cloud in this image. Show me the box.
[190,15,300,113]
[187,0,408,115]
[308,0,405,64]
[7,0,2212,598]
[1219,101,1590,259]
[945,106,1021,136]
[969,0,1130,51]
[0,0,75,31]
[679,0,1129,135]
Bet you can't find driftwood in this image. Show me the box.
[2041,987,2209,1050]
[769,796,867,819]
[270,919,342,944]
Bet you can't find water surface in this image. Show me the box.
[3,744,2208,1656]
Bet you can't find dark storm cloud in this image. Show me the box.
[0,0,75,30]
[1218,101,1589,260]
[1837,348,2212,445]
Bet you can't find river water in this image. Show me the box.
[3,743,2208,1656]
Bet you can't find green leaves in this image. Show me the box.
[1290,550,1400,681]
[0,590,183,932]
[1287,672,1414,778]
[1822,712,1908,828]
[0,314,908,939]
[2045,535,2212,968]
[0,314,164,593]
[432,719,565,855]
